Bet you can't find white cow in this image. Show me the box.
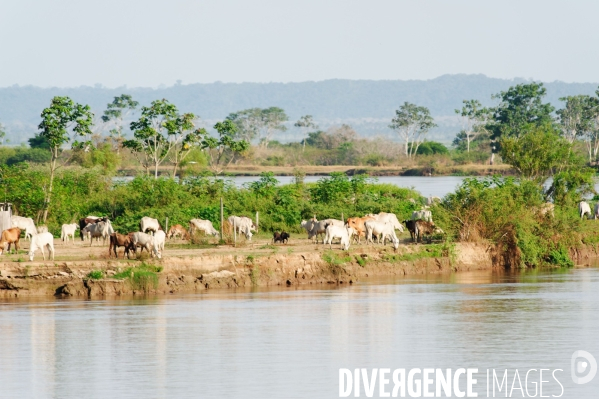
[61,223,79,243]
[227,216,255,240]
[595,203,599,220]
[189,219,219,236]
[308,219,344,243]
[365,212,404,232]
[140,216,161,235]
[37,225,48,234]
[82,221,114,246]
[364,220,400,250]
[11,216,36,240]
[411,210,433,223]
[323,225,352,250]
[579,201,592,220]
[130,232,160,258]
[301,219,316,235]
[153,230,166,259]
[29,232,55,261]
[426,196,442,206]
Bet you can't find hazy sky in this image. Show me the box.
[1,0,598,88]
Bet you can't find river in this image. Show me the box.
[1,268,599,398]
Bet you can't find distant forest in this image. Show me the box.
[1,74,598,144]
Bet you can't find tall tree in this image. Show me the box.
[0,122,6,145]
[294,115,317,152]
[101,94,139,152]
[225,108,262,142]
[38,96,93,222]
[124,99,178,178]
[454,99,489,152]
[488,82,555,140]
[200,120,249,175]
[165,113,205,178]
[226,107,288,148]
[389,102,436,158]
[259,107,288,148]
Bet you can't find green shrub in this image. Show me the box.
[86,270,104,280]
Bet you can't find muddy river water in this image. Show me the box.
[1,268,599,398]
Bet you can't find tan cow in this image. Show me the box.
[167,224,190,240]
[345,216,375,244]
[0,227,21,255]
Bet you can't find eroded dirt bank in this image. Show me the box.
[0,242,596,299]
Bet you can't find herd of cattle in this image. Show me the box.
[0,207,443,261]
[299,209,443,251]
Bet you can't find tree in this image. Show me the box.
[226,108,262,142]
[454,99,489,152]
[226,107,288,148]
[38,96,93,222]
[389,102,436,158]
[200,120,249,175]
[0,122,6,145]
[124,99,179,178]
[165,113,205,178]
[488,82,555,140]
[101,94,139,153]
[294,115,317,152]
[499,123,579,183]
[557,94,599,162]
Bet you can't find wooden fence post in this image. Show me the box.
[220,197,224,241]
[165,217,168,235]
[256,211,259,232]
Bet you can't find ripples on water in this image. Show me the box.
[1,269,598,398]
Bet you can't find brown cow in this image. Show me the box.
[414,220,444,244]
[346,216,375,244]
[167,224,189,240]
[109,232,133,259]
[0,227,21,255]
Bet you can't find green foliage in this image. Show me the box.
[201,120,250,175]
[389,102,437,158]
[548,246,574,268]
[28,134,50,149]
[488,82,555,141]
[415,141,448,155]
[113,263,161,291]
[86,270,104,279]
[322,251,352,266]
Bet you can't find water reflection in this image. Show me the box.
[1,268,599,398]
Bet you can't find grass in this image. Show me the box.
[322,250,353,266]
[86,270,104,280]
[113,262,162,291]
[384,243,455,263]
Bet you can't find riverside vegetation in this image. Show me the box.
[3,81,599,270]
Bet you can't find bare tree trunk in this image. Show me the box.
[43,150,58,223]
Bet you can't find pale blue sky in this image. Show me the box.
[1,0,598,87]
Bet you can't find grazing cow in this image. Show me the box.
[308,219,344,243]
[346,216,375,244]
[301,219,316,236]
[11,216,36,240]
[109,232,133,259]
[140,217,161,235]
[579,201,592,220]
[130,232,160,257]
[0,227,21,255]
[78,216,107,240]
[189,219,219,237]
[273,231,290,244]
[364,212,404,232]
[153,230,166,259]
[29,232,55,261]
[595,203,599,220]
[167,224,190,240]
[61,223,79,243]
[411,210,433,223]
[227,216,255,240]
[37,225,48,234]
[403,220,417,242]
[323,225,352,250]
[82,221,114,246]
[364,220,399,250]
[415,220,444,243]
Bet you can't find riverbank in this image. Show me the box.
[117,163,513,177]
[2,238,596,299]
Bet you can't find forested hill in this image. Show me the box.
[1,74,598,144]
